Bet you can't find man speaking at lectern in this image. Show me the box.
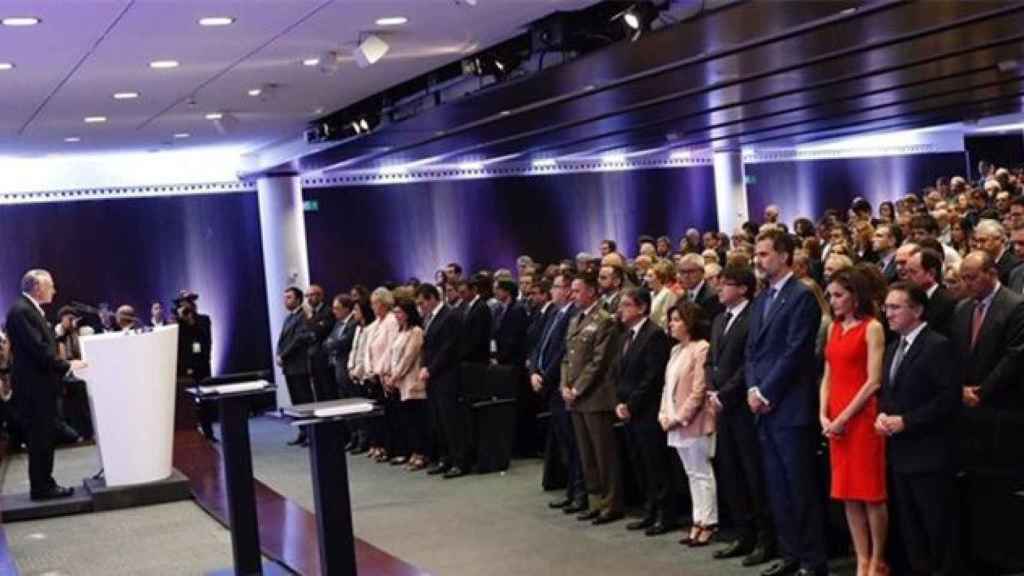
[7,269,85,500]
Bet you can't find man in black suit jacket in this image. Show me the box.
[906,248,957,337]
[873,225,900,284]
[530,274,581,510]
[1006,223,1024,294]
[304,285,336,402]
[7,269,82,500]
[324,294,358,398]
[706,264,774,566]
[877,282,960,575]
[950,251,1024,468]
[525,279,555,366]
[974,219,1020,285]
[415,284,466,478]
[277,286,312,445]
[613,288,675,535]
[458,275,492,365]
[678,253,723,330]
[493,279,530,367]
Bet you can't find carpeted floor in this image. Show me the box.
[2,417,857,575]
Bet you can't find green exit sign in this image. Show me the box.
[303,200,319,212]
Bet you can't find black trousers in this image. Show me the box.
[364,378,389,450]
[402,399,430,458]
[21,386,58,493]
[309,354,336,402]
[892,469,957,575]
[550,394,584,503]
[284,373,313,405]
[716,407,773,547]
[383,392,403,456]
[430,371,468,468]
[624,415,677,525]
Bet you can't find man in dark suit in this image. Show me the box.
[598,264,624,314]
[1006,223,1024,294]
[458,274,492,365]
[415,284,465,478]
[277,286,312,446]
[974,219,1019,285]
[873,224,900,284]
[708,264,774,566]
[493,279,529,367]
[525,278,555,364]
[7,269,83,500]
[745,230,826,576]
[906,248,957,337]
[950,251,1024,467]
[562,272,622,525]
[324,294,358,398]
[614,288,675,535]
[877,282,960,576]
[678,253,724,327]
[303,285,336,403]
[174,291,216,441]
[530,273,582,510]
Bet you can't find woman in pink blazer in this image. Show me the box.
[365,287,399,462]
[659,300,718,546]
[383,299,428,470]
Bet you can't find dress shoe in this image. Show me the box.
[795,569,828,576]
[761,560,799,576]
[548,498,572,509]
[563,501,588,514]
[714,540,754,560]
[626,517,656,531]
[742,546,774,567]
[442,466,467,479]
[350,445,369,455]
[287,434,307,446]
[644,522,677,536]
[576,509,601,521]
[591,511,624,525]
[30,484,75,501]
[426,463,450,475]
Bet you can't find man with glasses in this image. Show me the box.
[678,253,723,328]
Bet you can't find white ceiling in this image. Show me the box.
[0,0,597,158]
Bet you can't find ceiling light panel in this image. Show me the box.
[2,17,40,27]
[198,17,235,27]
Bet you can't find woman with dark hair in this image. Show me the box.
[383,299,428,470]
[821,268,888,576]
[950,217,973,257]
[346,298,376,454]
[878,201,895,224]
[659,301,717,547]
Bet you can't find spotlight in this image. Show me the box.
[461,51,521,80]
[354,34,389,68]
[614,2,660,41]
[212,112,240,135]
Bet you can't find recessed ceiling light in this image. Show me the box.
[247,88,262,97]
[149,60,180,69]
[198,16,235,27]
[375,16,408,26]
[64,137,81,143]
[84,116,107,124]
[2,17,40,27]
[173,133,190,139]
[0,62,13,71]
[204,112,223,120]
[113,91,140,100]
[302,58,320,67]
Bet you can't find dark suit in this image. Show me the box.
[494,301,529,367]
[306,303,336,401]
[277,309,312,405]
[707,302,773,550]
[178,313,214,437]
[745,274,826,573]
[996,250,1020,286]
[532,303,582,503]
[1008,263,1024,295]
[879,253,898,284]
[615,318,674,525]
[690,282,724,332]
[601,291,622,316]
[525,302,556,370]
[950,285,1024,467]
[460,297,492,365]
[880,326,960,575]
[922,285,956,338]
[324,316,357,397]
[422,304,465,469]
[7,295,71,493]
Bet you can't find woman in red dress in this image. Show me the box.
[821,267,888,576]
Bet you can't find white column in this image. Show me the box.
[257,174,309,408]
[713,149,749,235]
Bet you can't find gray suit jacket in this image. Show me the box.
[277,309,310,376]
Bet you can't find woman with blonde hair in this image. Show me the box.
[645,259,679,329]
[364,287,399,462]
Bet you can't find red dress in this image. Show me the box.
[824,320,886,502]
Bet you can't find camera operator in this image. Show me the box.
[174,291,216,442]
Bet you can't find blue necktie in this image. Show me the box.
[762,288,777,322]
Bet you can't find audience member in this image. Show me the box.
[384,299,427,470]
[277,286,313,446]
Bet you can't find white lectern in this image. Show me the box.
[79,325,179,487]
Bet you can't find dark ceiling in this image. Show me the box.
[271,0,1024,176]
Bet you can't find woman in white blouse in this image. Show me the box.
[344,298,373,454]
[383,299,428,470]
[364,287,399,462]
[646,259,679,330]
[660,300,718,547]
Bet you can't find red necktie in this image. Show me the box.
[971,301,987,350]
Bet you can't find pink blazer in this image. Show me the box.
[659,340,716,437]
[386,327,425,401]
[365,313,399,378]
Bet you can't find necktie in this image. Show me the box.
[889,337,908,384]
[971,300,988,350]
[623,328,636,356]
[762,288,777,321]
[722,311,734,335]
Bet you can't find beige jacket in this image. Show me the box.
[659,340,716,437]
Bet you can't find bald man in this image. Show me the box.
[305,284,337,402]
